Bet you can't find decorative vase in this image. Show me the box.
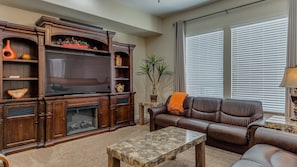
[115,55,122,66]
[115,83,125,93]
[150,94,158,102]
[2,40,17,59]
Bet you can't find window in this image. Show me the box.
[185,30,224,97]
[231,18,288,113]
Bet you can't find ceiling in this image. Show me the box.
[112,0,217,17]
[0,0,219,36]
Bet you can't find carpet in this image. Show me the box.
[7,125,241,167]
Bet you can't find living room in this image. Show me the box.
[0,0,296,167]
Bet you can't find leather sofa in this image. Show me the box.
[148,96,263,154]
[232,127,297,167]
[0,154,9,167]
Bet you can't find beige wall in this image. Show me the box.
[146,0,289,100]
[0,5,46,26]
[42,0,163,34]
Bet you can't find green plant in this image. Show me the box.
[138,54,170,95]
[56,37,89,46]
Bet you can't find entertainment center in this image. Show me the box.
[0,16,136,154]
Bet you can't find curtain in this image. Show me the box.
[174,20,186,92]
[286,0,297,118]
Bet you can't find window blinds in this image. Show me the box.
[186,30,224,98]
[231,18,288,113]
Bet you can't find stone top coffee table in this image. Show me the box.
[106,126,207,167]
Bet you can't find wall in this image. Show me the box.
[0,4,147,121]
[41,0,163,34]
[146,0,289,101]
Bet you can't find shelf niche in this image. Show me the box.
[0,25,44,100]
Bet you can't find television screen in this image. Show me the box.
[45,50,111,96]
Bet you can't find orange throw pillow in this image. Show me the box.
[167,92,188,115]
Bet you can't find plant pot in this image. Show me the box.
[62,43,89,49]
[150,94,158,102]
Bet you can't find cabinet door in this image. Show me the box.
[115,105,130,124]
[52,101,66,139]
[114,95,130,124]
[4,103,38,148]
[99,96,109,128]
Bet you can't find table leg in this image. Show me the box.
[195,141,205,167]
[108,154,120,167]
[139,103,144,125]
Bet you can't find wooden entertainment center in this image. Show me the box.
[0,16,136,154]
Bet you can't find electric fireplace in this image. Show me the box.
[66,105,98,135]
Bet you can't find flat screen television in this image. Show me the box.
[45,50,111,96]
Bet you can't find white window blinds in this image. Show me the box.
[185,30,224,98]
[231,18,288,113]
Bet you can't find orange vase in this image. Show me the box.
[2,40,16,59]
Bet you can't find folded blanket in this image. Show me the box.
[167,92,188,115]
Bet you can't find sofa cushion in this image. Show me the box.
[155,114,182,127]
[191,97,221,122]
[178,118,212,133]
[231,159,265,167]
[220,99,263,127]
[232,144,297,167]
[208,123,248,145]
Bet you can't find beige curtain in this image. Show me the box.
[286,0,297,118]
[174,20,186,92]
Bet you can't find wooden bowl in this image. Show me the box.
[8,88,28,99]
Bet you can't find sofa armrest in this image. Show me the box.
[247,118,266,129]
[0,154,9,167]
[148,106,167,119]
[253,127,297,154]
[148,106,167,131]
[247,118,266,147]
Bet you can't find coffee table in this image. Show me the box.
[106,126,206,167]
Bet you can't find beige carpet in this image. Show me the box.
[7,125,241,167]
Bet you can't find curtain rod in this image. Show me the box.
[184,0,266,23]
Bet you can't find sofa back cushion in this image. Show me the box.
[220,99,263,127]
[166,96,194,117]
[191,97,222,122]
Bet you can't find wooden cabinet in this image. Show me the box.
[0,21,45,100]
[36,16,115,55]
[44,95,111,146]
[112,42,135,93]
[0,101,42,154]
[110,93,135,130]
[111,42,136,130]
[0,21,45,154]
[0,17,136,154]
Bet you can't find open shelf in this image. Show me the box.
[3,59,38,63]
[3,78,38,81]
[46,44,110,55]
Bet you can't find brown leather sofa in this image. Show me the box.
[148,96,263,154]
[232,127,297,167]
[0,154,9,167]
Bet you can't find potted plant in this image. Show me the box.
[138,54,170,102]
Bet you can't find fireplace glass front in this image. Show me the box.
[66,105,98,135]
